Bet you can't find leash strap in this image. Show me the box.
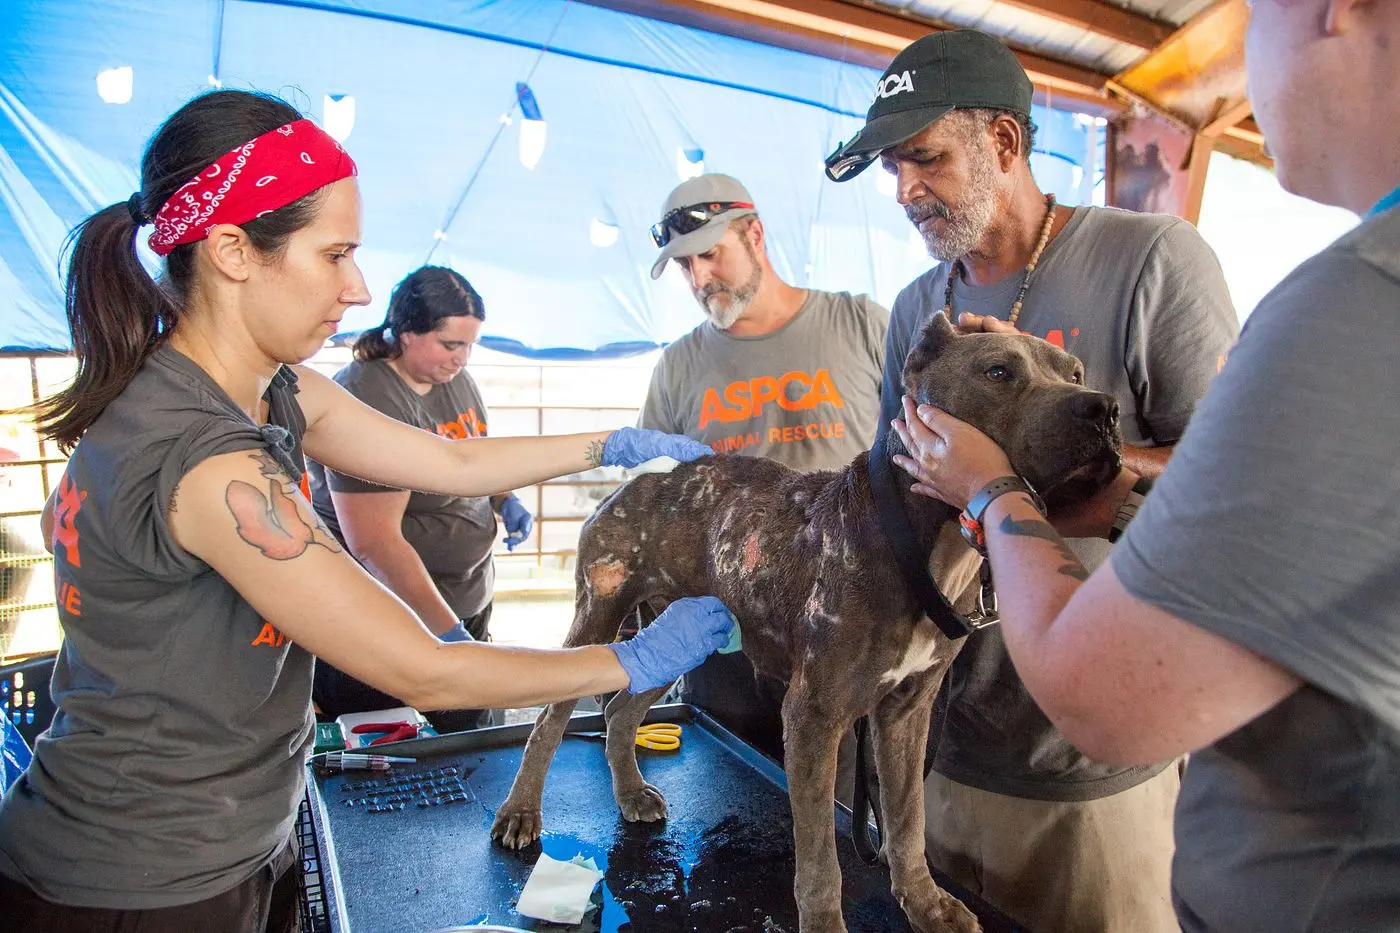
[852,716,883,866]
[867,438,985,639]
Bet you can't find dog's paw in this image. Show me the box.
[616,783,668,823]
[899,884,982,933]
[925,896,981,933]
[490,806,544,849]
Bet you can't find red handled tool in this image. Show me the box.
[350,720,421,745]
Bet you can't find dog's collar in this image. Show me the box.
[867,436,997,639]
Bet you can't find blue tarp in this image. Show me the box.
[0,0,1104,357]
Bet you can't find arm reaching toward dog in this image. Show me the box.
[890,395,1300,765]
[298,367,709,498]
[168,449,731,709]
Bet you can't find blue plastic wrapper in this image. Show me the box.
[2,714,33,795]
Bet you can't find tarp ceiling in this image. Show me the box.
[0,0,1104,357]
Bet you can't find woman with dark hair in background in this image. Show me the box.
[0,89,731,931]
[308,265,530,731]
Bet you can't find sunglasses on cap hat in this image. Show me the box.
[650,200,755,248]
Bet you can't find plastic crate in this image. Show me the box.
[0,652,57,749]
[296,791,332,933]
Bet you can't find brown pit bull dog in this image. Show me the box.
[491,314,1123,933]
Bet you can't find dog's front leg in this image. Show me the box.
[492,698,579,848]
[782,679,849,933]
[871,668,980,933]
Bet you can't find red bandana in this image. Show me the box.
[148,119,357,256]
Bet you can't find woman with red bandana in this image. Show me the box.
[0,90,732,931]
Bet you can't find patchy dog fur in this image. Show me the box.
[491,315,1123,932]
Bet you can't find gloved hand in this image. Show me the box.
[439,622,474,643]
[607,596,736,694]
[600,427,712,469]
[498,495,534,552]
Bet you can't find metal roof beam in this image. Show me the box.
[960,0,1174,50]
[579,0,1120,114]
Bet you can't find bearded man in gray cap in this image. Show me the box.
[826,28,1238,933]
[641,172,888,765]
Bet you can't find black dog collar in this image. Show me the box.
[867,436,993,639]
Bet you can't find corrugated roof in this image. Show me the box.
[863,0,1211,78]
[1106,0,1217,26]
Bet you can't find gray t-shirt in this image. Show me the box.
[881,205,1238,800]
[642,290,888,473]
[307,359,497,620]
[0,345,314,908]
[1113,208,1400,932]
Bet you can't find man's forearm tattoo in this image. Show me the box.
[585,437,606,470]
[996,514,1090,582]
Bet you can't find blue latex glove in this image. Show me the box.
[600,427,712,469]
[607,596,736,694]
[498,495,534,552]
[439,622,474,643]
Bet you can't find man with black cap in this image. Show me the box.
[827,28,1238,933]
[643,172,888,764]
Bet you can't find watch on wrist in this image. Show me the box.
[1108,475,1154,543]
[959,476,1046,555]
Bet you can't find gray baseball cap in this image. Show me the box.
[825,29,1033,182]
[649,174,757,279]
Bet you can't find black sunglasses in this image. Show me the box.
[650,200,755,248]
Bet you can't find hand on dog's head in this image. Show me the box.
[900,314,1123,509]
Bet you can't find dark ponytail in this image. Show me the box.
[33,89,323,451]
[353,265,485,362]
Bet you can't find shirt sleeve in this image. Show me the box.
[1123,220,1240,444]
[1111,246,1400,726]
[876,283,924,436]
[638,354,679,434]
[859,295,891,402]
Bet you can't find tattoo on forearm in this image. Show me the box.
[226,454,343,560]
[996,514,1090,582]
[168,485,180,515]
[585,438,605,470]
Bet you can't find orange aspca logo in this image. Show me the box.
[53,471,86,568]
[251,621,292,648]
[435,407,487,440]
[698,370,845,429]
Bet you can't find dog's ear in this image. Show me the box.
[903,312,956,375]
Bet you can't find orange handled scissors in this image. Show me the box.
[572,722,682,752]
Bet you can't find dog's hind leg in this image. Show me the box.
[781,675,850,933]
[602,686,671,823]
[871,668,981,933]
[491,579,647,849]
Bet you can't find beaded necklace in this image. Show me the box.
[943,193,1057,329]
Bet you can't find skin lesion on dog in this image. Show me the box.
[225,453,343,561]
[586,559,629,597]
[996,512,1090,582]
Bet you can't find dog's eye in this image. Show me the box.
[1071,371,1084,385]
[984,365,1011,382]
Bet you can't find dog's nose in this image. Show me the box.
[1072,392,1119,428]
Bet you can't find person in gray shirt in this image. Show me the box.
[0,89,733,931]
[644,172,887,763]
[308,266,530,731]
[825,29,1237,933]
[889,4,1400,931]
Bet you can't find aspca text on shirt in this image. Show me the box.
[692,368,849,455]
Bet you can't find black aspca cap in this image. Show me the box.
[825,29,1034,182]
